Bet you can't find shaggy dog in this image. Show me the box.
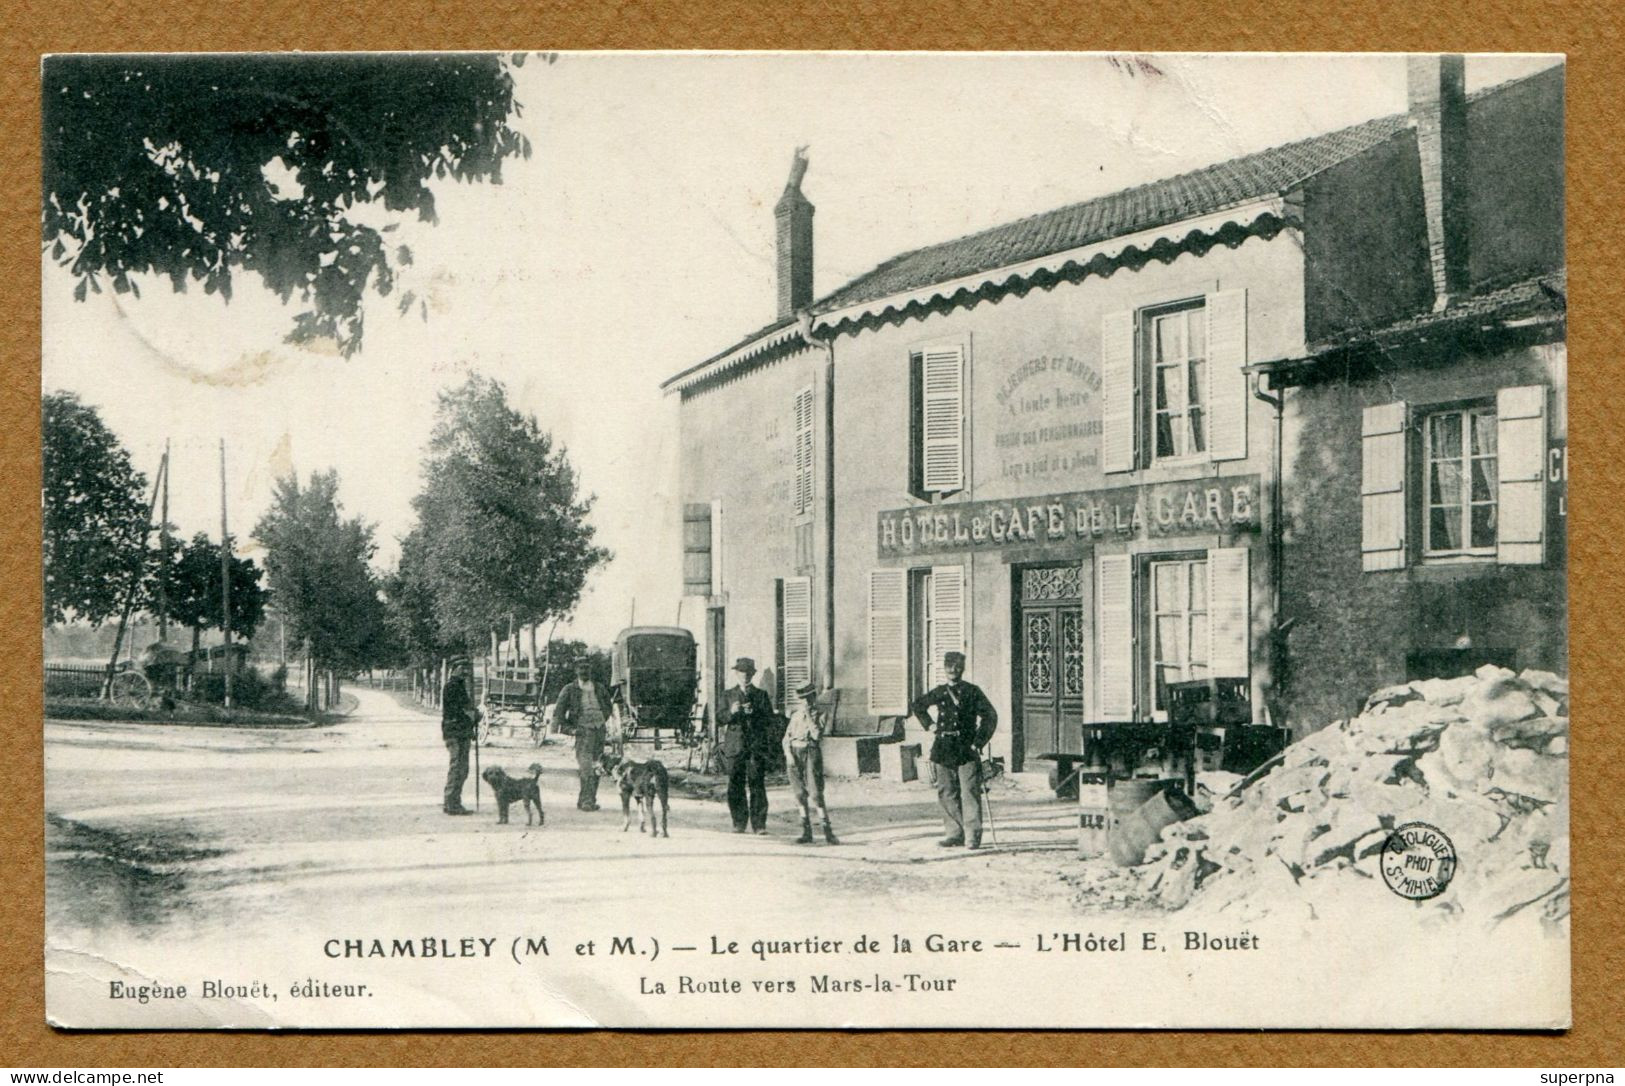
[481,764,545,826]
[598,753,670,837]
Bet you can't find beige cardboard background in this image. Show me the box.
[2,2,1619,1065]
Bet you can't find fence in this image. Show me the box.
[44,663,111,700]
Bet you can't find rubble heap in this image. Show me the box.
[1131,666,1569,928]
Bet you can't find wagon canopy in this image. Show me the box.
[612,626,697,731]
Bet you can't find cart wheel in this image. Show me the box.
[108,671,153,710]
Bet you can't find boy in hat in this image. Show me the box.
[441,657,480,815]
[910,650,998,848]
[554,659,614,811]
[784,680,838,845]
[718,657,778,833]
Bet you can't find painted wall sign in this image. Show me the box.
[877,475,1261,556]
[993,354,1102,484]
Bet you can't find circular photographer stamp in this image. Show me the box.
[1380,821,1458,900]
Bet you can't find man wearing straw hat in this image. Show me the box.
[910,651,997,849]
[441,656,480,815]
[784,679,839,845]
[718,657,778,834]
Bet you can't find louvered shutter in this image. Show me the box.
[682,503,712,596]
[793,386,815,514]
[920,346,965,492]
[1206,547,1250,678]
[781,576,813,706]
[928,565,966,688]
[1101,310,1136,473]
[867,569,908,715]
[1496,385,1548,566]
[1096,554,1134,719]
[1361,402,1408,571]
[1205,289,1248,461]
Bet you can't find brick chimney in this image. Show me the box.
[1407,54,1470,309]
[775,146,814,320]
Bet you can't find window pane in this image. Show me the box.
[1188,613,1209,670]
[1471,503,1498,549]
[1154,365,1172,410]
[1187,359,1205,407]
[1156,616,1185,670]
[1188,561,1207,607]
[1188,308,1206,360]
[1156,315,1184,362]
[1153,562,1183,611]
[1471,456,1497,502]
[1429,413,1463,458]
[1430,459,1463,507]
[1188,407,1205,453]
[1471,412,1497,456]
[1156,413,1177,458]
[1430,505,1462,551]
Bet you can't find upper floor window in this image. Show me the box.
[1146,301,1208,461]
[1423,405,1498,557]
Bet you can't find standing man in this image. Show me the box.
[554,659,613,811]
[784,680,839,845]
[718,657,778,834]
[910,651,998,849]
[441,657,480,815]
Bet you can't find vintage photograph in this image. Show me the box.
[41,51,1568,1029]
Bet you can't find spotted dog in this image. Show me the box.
[598,752,670,837]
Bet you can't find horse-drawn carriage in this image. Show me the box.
[606,626,705,758]
[478,661,551,746]
[104,640,233,708]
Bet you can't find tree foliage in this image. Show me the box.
[150,531,269,651]
[42,53,534,357]
[42,392,151,626]
[381,526,454,665]
[412,375,609,647]
[253,470,387,672]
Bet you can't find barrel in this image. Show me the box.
[1077,777,1110,858]
[1108,778,1197,867]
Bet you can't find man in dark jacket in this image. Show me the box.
[554,660,614,811]
[910,651,998,848]
[718,657,779,834]
[441,657,480,815]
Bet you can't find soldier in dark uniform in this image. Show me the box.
[441,657,480,815]
[718,657,779,834]
[909,651,998,848]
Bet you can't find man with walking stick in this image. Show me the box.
[910,651,998,849]
[441,657,480,815]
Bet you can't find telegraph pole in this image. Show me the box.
[157,440,170,643]
[220,439,234,709]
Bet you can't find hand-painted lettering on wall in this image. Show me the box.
[877,476,1260,556]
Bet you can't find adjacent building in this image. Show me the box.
[664,58,1565,777]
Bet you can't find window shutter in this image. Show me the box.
[781,576,813,707]
[1206,547,1250,678]
[710,498,725,592]
[1361,402,1408,571]
[1096,554,1134,719]
[793,386,815,514]
[867,569,908,715]
[1205,289,1248,461]
[920,346,965,493]
[1497,385,1548,566]
[682,503,712,596]
[1101,310,1136,473]
[928,565,966,688]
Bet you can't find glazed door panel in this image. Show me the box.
[1016,565,1086,765]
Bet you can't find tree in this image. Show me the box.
[42,391,151,626]
[412,375,609,648]
[253,471,388,697]
[382,526,453,667]
[42,53,535,357]
[150,531,269,656]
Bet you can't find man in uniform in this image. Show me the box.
[718,657,778,834]
[441,657,480,815]
[784,679,839,845]
[554,659,614,811]
[909,651,998,848]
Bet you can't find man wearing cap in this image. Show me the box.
[910,651,998,848]
[784,680,839,845]
[554,660,615,811]
[441,657,480,815]
[718,657,779,834]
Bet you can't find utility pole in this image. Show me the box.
[220,440,234,709]
[157,441,170,644]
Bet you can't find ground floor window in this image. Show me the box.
[867,565,965,715]
[1148,555,1210,712]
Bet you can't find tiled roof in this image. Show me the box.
[809,65,1560,317]
[1308,270,1567,354]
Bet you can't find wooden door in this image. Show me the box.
[1016,565,1086,766]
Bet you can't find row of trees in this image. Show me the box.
[44,376,610,709]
